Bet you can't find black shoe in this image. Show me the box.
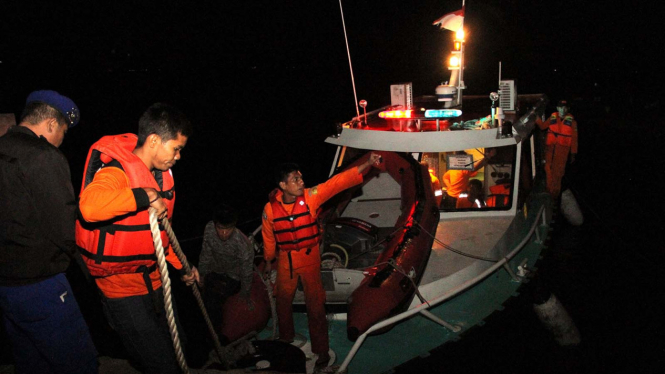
[315,353,330,368]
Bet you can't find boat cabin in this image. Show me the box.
[286,94,544,310]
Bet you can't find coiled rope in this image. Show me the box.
[149,208,231,372]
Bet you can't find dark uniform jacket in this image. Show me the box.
[0,126,75,286]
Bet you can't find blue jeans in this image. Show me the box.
[101,287,184,374]
[0,273,98,374]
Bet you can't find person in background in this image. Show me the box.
[537,100,578,197]
[486,180,511,208]
[442,149,495,209]
[76,103,198,374]
[262,152,381,369]
[422,161,443,207]
[455,179,486,209]
[0,90,98,373]
[199,204,255,328]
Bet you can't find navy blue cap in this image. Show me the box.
[26,90,80,128]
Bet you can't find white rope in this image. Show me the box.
[255,263,278,340]
[160,212,233,368]
[149,208,189,374]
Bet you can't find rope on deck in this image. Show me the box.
[148,208,189,374]
[254,263,278,340]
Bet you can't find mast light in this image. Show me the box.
[456,29,465,41]
[449,56,460,69]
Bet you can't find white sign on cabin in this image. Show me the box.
[446,154,474,170]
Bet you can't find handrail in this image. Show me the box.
[337,204,547,373]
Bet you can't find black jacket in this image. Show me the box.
[0,126,76,286]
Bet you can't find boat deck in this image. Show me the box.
[418,215,515,298]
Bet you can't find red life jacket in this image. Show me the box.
[545,113,575,147]
[269,189,320,252]
[75,134,175,277]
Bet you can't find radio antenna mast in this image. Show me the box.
[338,0,361,119]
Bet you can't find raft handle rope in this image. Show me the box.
[149,208,232,371]
[359,259,430,308]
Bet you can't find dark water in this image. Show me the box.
[1,1,664,372]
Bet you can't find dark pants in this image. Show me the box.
[442,192,458,209]
[0,273,98,374]
[202,272,240,334]
[102,287,184,374]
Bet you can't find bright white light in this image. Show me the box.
[449,56,460,67]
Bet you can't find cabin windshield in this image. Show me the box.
[335,145,518,212]
[423,144,517,211]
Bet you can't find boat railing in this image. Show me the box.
[337,204,548,373]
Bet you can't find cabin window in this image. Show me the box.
[422,145,517,211]
[335,147,370,172]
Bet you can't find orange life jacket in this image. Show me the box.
[269,189,319,252]
[545,113,574,147]
[75,134,175,277]
[486,195,510,207]
[487,183,511,207]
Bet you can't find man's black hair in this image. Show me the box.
[20,102,68,128]
[137,103,193,147]
[275,163,300,185]
[213,204,238,227]
[469,179,483,189]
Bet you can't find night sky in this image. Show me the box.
[1,1,663,372]
[2,1,660,107]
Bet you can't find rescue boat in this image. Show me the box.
[246,8,554,374]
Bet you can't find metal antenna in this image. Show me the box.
[338,0,361,119]
[359,99,368,125]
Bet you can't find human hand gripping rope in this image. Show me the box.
[148,208,232,371]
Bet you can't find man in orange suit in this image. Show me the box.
[262,152,380,368]
[537,100,578,197]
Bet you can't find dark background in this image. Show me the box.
[1,1,663,372]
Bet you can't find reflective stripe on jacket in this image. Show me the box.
[76,134,175,277]
[269,189,319,252]
[545,113,575,147]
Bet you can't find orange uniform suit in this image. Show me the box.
[443,169,478,198]
[262,167,363,356]
[537,112,578,197]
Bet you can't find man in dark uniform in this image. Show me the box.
[0,90,98,373]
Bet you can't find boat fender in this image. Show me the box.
[533,293,581,346]
[560,189,583,226]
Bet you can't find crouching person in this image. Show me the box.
[198,204,255,331]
